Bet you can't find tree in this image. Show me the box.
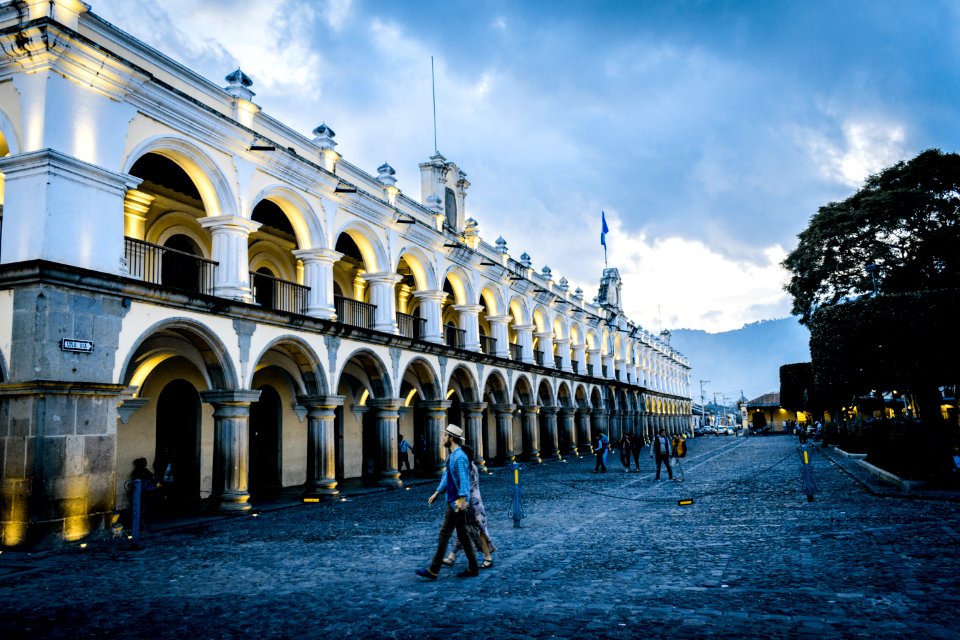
[779,362,813,413]
[783,149,960,325]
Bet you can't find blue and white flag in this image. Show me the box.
[600,211,609,247]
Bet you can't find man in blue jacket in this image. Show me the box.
[416,425,479,579]
[651,428,674,480]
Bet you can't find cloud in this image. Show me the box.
[800,117,908,189]
[605,218,792,333]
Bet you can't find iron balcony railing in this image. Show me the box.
[479,335,497,355]
[250,271,309,314]
[554,355,563,368]
[334,294,376,329]
[396,312,426,340]
[124,237,217,295]
[587,363,594,376]
[602,365,609,377]
[571,360,579,373]
[445,324,466,349]
[533,349,544,366]
[510,343,522,361]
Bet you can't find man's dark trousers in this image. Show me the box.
[428,505,478,575]
[655,453,673,480]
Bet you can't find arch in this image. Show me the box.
[508,295,531,326]
[336,348,394,400]
[120,318,238,392]
[574,384,590,408]
[123,136,237,219]
[481,369,510,405]
[478,283,506,317]
[536,379,556,406]
[249,335,326,395]
[447,364,480,404]
[250,185,322,249]
[552,314,569,340]
[399,357,442,404]
[511,374,535,406]
[585,328,599,351]
[0,108,21,156]
[145,212,211,258]
[532,305,551,334]
[569,322,583,346]
[334,220,388,274]
[557,381,574,409]
[395,246,439,292]
[590,386,604,411]
[442,266,476,306]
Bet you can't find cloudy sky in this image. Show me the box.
[91,0,960,333]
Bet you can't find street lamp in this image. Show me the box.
[699,379,709,436]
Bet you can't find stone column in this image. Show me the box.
[571,342,586,374]
[485,315,511,358]
[199,215,261,302]
[587,348,601,377]
[554,337,572,372]
[576,407,593,453]
[293,248,341,320]
[592,407,609,441]
[368,398,404,488]
[200,389,262,513]
[462,402,488,472]
[514,324,536,364]
[492,403,517,465]
[453,304,484,352]
[560,407,578,456]
[413,290,448,344]
[297,395,344,498]
[422,399,452,477]
[520,404,541,463]
[535,331,554,368]
[363,272,403,333]
[539,405,561,459]
[603,352,616,380]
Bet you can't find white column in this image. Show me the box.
[603,352,616,380]
[587,348,601,377]
[413,290,448,344]
[199,215,261,302]
[554,337,572,372]
[363,272,403,333]
[293,247,341,320]
[571,343,586,374]
[485,314,512,358]
[453,304,484,352]
[514,324,536,364]
[535,331,554,368]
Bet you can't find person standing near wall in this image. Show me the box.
[651,428,673,480]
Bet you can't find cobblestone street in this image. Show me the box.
[2,436,959,639]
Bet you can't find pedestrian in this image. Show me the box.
[671,434,687,482]
[617,431,632,471]
[416,425,480,580]
[593,430,609,473]
[629,431,645,472]
[650,428,673,480]
[442,445,496,569]
[414,434,427,475]
[398,433,413,474]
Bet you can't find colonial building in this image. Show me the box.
[0,1,692,548]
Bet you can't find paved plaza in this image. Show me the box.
[1,436,959,639]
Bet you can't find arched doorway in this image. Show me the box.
[249,385,282,494]
[154,379,201,512]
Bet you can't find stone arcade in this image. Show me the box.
[0,1,692,548]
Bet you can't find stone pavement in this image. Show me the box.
[2,436,959,639]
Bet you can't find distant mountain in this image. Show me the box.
[668,318,811,403]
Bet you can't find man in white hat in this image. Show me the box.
[416,424,480,579]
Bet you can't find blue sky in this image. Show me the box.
[92,0,960,333]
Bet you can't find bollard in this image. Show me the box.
[130,479,143,548]
[800,445,816,502]
[512,462,525,528]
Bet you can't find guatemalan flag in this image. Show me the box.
[600,211,609,247]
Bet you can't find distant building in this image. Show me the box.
[0,1,692,548]
[743,393,807,432]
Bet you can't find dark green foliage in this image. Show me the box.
[784,149,960,325]
[779,362,812,412]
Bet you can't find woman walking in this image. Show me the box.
[443,445,496,569]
